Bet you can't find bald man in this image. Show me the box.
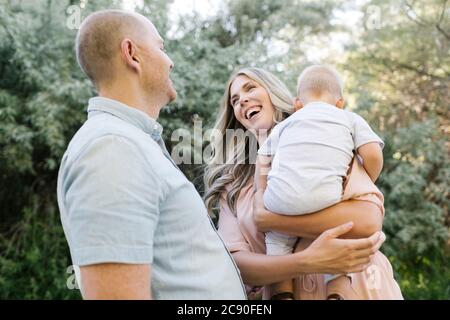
[57,10,246,300]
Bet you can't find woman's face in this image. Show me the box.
[229,75,275,131]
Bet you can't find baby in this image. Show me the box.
[256,65,384,300]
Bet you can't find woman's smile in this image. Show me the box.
[229,75,275,131]
[244,105,262,120]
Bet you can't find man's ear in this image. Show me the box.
[294,97,303,111]
[120,38,140,73]
[336,98,345,109]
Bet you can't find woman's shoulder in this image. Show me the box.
[237,183,255,202]
[343,156,384,206]
[222,182,254,198]
[219,182,254,212]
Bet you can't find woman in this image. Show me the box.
[204,67,403,300]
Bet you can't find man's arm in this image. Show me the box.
[61,136,160,299]
[80,263,152,300]
[357,142,383,182]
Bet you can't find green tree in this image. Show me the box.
[0,0,172,299]
[341,0,450,299]
[0,0,448,299]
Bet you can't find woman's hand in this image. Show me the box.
[253,189,274,232]
[297,222,386,274]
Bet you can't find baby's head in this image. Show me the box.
[295,64,345,110]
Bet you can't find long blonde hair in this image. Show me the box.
[204,67,294,216]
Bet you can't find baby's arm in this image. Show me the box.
[255,155,272,192]
[357,142,383,182]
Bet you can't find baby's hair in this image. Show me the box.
[296,65,344,103]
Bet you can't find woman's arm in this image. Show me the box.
[232,251,307,286]
[253,190,383,239]
[233,222,385,286]
[255,155,272,192]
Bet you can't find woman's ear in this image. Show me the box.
[120,38,140,73]
[294,97,303,111]
[336,98,345,109]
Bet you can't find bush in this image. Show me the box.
[0,198,81,299]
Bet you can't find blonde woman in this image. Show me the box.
[204,67,403,300]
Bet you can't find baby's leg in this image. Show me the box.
[266,231,297,299]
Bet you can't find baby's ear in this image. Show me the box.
[294,98,303,111]
[336,98,345,109]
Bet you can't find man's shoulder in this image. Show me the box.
[64,114,160,165]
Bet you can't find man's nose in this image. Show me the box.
[168,57,174,70]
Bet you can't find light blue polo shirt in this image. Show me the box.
[57,97,246,299]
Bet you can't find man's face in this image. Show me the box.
[135,17,176,105]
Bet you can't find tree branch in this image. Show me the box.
[436,0,450,40]
[403,0,430,26]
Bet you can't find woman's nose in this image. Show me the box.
[240,97,249,105]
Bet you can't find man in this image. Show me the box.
[57,9,246,299]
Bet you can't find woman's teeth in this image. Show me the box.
[246,106,262,120]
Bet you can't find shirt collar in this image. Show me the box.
[302,101,336,110]
[87,97,163,140]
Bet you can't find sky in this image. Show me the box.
[122,0,221,18]
[120,0,367,63]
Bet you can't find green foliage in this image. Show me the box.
[379,120,450,299]
[0,0,448,299]
[0,198,81,299]
[341,0,450,299]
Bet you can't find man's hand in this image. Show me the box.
[80,263,152,300]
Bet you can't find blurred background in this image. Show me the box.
[0,0,448,299]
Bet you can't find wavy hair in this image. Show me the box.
[203,67,294,216]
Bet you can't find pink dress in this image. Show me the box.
[217,157,403,300]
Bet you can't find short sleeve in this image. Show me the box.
[217,198,251,253]
[352,113,384,149]
[62,135,162,266]
[258,125,281,156]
